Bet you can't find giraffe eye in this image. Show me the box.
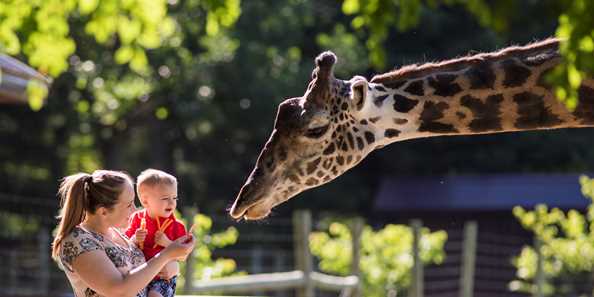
[304,124,329,139]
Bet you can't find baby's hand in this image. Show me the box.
[155,230,172,247]
[135,229,147,246]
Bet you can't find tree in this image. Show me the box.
[511,176,594,296]
[310,220,447,297]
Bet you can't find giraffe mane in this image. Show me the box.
[370,38,560,84]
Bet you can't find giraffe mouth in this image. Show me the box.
[229,195,273,221]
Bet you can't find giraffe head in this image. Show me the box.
[230,52,378,220]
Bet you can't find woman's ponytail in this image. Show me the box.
[51,173,91,260]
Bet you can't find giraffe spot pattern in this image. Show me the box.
[382,80,407,90]
[404,80,424,96]
[460,94,503,132]
[384,129,401,138]
[356,137,365,150]
[306,158,321,174]
[323,143,335,155]
[393,94,419,113]
[375,85,387,92]
[369,117,381,123]
[513,92,562,129]
[428,74,462,97]
[465,61,495,89]
[393,118,408,125]
[418,101,458,133]
[502,59,532,87]
[374,94,390,107]
[364,131,375,144]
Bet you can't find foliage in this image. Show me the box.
[0,211,40,237]
[310,220,447,297]
[177,212,244,292]
[511,176,594,296]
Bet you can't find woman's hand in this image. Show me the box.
[163,234,195,261]
[158,261,179,280]
[154,230,172,247]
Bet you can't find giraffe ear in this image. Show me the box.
[350,76,368,111]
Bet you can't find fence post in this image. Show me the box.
[459,221,478,297]
[294,210,314,297]
[534,237,544,297]
[350,217,364,297]
[410,219,424,297]
[183,207,197,293]
[38,226,50,295]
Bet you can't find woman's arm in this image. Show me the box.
[73,249,172,297]
[158,261,180,280]
[72,235,194,297]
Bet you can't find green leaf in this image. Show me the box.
[27,79,49,111]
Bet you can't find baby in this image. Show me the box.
[126,169,187,297]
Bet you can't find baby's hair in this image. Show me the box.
[137,168,177,192]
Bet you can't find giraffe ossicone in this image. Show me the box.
[229,38,594,220]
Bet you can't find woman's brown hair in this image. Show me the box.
[51,170,132,260]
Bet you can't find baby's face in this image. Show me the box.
[142,183,178,218]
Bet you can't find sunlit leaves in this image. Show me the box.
[548,0,594,109]
[26,79,49,111]
[511,176,594,296]
[310,221,447,297]
[177,213,244,289]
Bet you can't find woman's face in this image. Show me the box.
[107,181,136,228]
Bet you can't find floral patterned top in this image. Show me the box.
[59,226,148,297]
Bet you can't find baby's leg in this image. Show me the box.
[148,290,164,297]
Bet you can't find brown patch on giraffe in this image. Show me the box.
[574,86,594,124]
[287,173,300,184]
[322,159,332,170]
[456,112,466,119]
[306,157,321,174]
[316,171,325,178]
[374,94,390,107]
[369,116,381,123]
[393,94,419,113]
[278,145,288,161]
[382,80,407,90]
[428,74,462,97]
[356,137,364,150]
[323,143,336,155]
[393,118,408,125]
[404,80,425,96]
[374,85,387,92]
[418,101,458,133]
[465,61,496,89]
[305,178,319,186]
[346,155,353,165]
[501,59,532,87]
[340,140,349,151]
[513,91,562,129]
[360,119,368,125]
[460,94,504,132]
[346,132,355,149]
[364,131,375,144]
[336,156,345,166]
[384,129,401,138]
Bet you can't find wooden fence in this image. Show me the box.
[183,210,361,297]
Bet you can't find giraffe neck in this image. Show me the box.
[361,38,594,147]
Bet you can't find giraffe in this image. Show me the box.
[229,38,594,220]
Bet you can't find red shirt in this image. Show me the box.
[125,209,187,260]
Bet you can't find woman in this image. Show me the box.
[52,170,195,297]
